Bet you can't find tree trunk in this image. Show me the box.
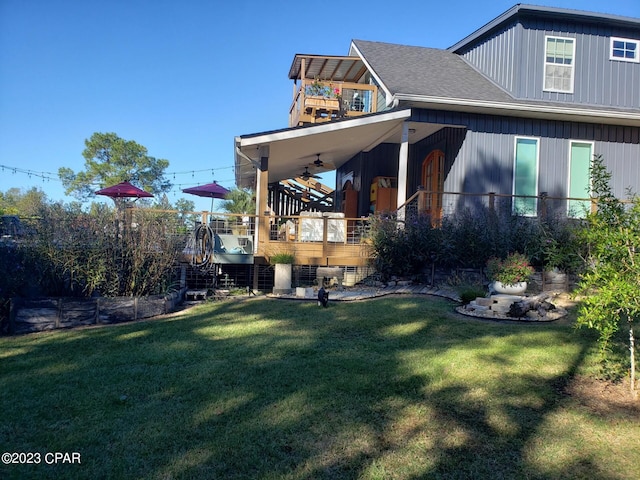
[630,326,637,399]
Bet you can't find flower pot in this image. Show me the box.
[490,281,527,295]
[305,96,340,110]
[544,268,567,291]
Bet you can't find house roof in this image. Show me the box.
[449,4,640,53]
[351,40,514,103]
[351,39,640,125]
[234,109,431,189]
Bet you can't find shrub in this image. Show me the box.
[459,285,487,304]
[368,212,439,280]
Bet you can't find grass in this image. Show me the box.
[1,295,639,479]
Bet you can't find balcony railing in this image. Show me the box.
[289,80,377,127]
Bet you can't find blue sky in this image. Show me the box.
[1,0,639,212]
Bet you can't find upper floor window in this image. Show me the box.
[610,37,639,63]
[544,36,575,93]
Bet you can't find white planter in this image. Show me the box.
[490,281,527,295]
[273,263,293,294]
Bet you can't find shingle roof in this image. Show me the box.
[352,39,639,119]
[352,39,514,103]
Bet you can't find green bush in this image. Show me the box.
[369,212,439,280]
[369,204,585,280]
[459,285,487,304]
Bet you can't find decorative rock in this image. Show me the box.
[475,297,493,307]
[468,304,490,312]
[490,303,513,314]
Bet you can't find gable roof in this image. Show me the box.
[449,3,640,53]
[351,40,514,103]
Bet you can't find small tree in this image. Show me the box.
[575,154,640,397]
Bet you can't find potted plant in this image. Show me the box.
[304,79,341,110]
[486,252,534,295]
[269,251,295,294]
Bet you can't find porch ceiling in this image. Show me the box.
[288,55,368,83]
[235,109,445,189]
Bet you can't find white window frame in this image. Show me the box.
[567,140,595,218]
[543,36,575,93]
[512,136,540,217]
[610,37,640,63]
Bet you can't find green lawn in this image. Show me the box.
[1,296,639,479]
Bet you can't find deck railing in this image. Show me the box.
[127,189,615,266]
[289,80,378,126]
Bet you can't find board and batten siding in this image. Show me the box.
[459,16,640,109]
[458,23,519,95]
[410,109,640,201]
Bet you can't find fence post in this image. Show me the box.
[8,298,18,334]
[56,298,62,329]
[488,192,495,213]
[417,185,427,214]
[539,192,548,220]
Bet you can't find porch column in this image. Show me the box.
[255,146,270,255]
[396,121,409,222]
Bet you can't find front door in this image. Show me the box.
[422,150,445,221]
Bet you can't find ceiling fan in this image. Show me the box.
[299,166,321,180]
[313,153,324,167]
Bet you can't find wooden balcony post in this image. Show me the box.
[488,192,496,213]
[255,146,270,255]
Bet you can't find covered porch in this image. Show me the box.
[234,108,448,268]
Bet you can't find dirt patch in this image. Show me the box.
[564,375,640,417]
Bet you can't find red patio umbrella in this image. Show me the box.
[95,181,154,199]
[182,182,230,211]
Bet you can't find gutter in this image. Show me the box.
[394,93,640,126]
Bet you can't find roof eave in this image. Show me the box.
[395,94,640,127]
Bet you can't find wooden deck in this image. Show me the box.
[258,238,372,267]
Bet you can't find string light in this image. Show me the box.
[0,164,238,198]
[0,164,61,182]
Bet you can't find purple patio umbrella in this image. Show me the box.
[95,181,154,199]
[182,182,230,211]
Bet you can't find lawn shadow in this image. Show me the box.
[0,295,630,479]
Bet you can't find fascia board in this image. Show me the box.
[237,109,412,148]
[394,94,640,127]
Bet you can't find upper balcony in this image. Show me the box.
[288,54,378,127]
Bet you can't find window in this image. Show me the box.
[544,36,575,93]
[568,141,594,218]
[513,137,539,216]
[610,37,639,63]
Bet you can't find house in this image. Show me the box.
[234,4,640,273]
